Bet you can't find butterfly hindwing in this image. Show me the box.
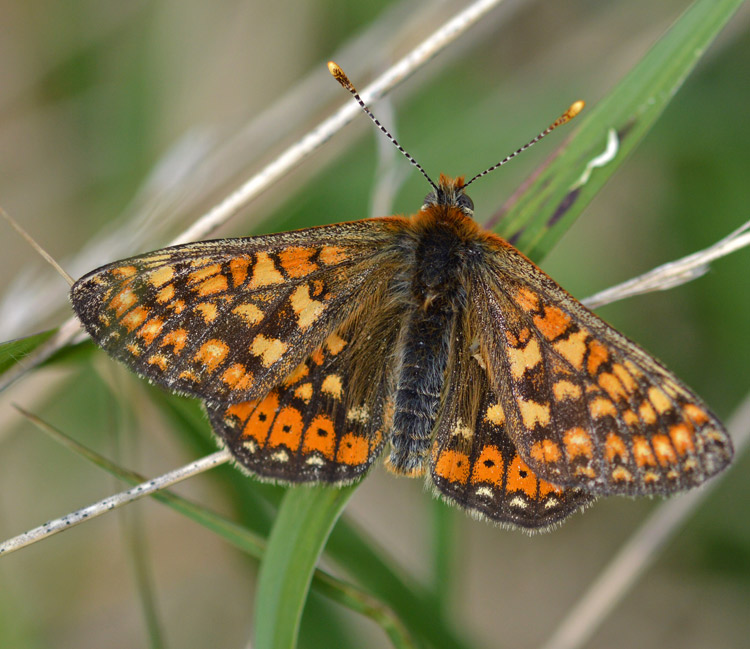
[71,220,403,403]
[429,309,593,529]
[473,237,733,496]
[205,280,406,483]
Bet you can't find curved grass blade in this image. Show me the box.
[492,0,746,262]
[150,387,441,647]
[254,485,358,649]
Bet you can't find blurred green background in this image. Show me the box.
[1,0,749,647]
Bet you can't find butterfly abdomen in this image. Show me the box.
[389,304,456,475]
[387,206,477,475]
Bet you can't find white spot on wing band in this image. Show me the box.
[271,449,289,462]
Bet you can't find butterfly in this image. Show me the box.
[69,63,732,530]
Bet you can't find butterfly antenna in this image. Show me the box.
[463,100,585,189]
[328,61,438,192]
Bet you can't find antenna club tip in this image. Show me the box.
[566,100,585,120]
[327,61,354,91]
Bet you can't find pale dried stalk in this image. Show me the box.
[171,0,507,245]
[0,0,507,393]
[0,449,231,556]
[583,217,750,309]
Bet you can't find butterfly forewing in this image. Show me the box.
[473,237,733,496]
[71,220,402,403]
[430,308,592,529]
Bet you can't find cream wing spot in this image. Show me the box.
[589,396,617,419]
[648,386,673,414]
[289,284,325,330]
[507,337,542,379]
[325,333,347,355]
[509,496,529,509]
[518,400,551,429]
[451,419,473,439]
[485,403,505,426]
[188,263,222,283]
[221,363,254,391]
[148,266,174,288]
[161,328,188,355]
[111,265,137,278]
[196,302,218,323]
[347,405,369,423]
[271,449,290,463]
[250,334,288,368]
[147,354,169,370]
[318,246,348,265]
[194,339,230,372]
[233,303,264,325]
[553,380,581,401]
[156,284,175,303]
[137,317,164,345]
[109,287,137,317]
[294,382,313,403]
[321,374,343,399]
[553,329,588,370]
[249,252,284,288]
[563,428,594,460]
[121,305,150,332]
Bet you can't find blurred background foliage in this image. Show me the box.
[0,0,749,647]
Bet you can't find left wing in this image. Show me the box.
[71,220,402,403]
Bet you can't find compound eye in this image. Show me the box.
[457,194,474,212]
[423,190,438,206]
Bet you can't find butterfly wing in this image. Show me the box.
[471,236,732,496]
[429,310,592,529]
[71,219,404,403]
[205,278,405,483]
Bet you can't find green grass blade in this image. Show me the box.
[149,386,466,647]
[326,521,469,649]
[254,485,357,649]
[429,498,457,617]
[0,330,56,376]
[493,0,745,261]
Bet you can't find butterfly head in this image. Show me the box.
[421,174,475,217]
